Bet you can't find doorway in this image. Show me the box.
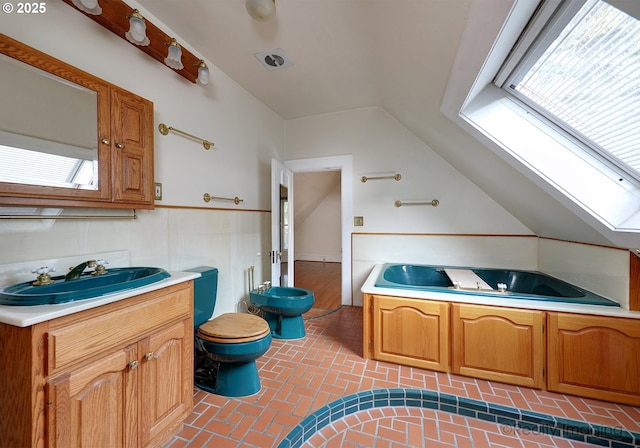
[293,171,342,310]
[284,155,353,307]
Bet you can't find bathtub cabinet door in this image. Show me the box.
[372,295,450,372]
[547,312,640,406]
[451,304,545,389]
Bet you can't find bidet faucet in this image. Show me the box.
[64,260,97,281]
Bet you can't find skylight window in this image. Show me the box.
[495,0,640,181]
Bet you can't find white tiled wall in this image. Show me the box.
[352,234,539,306]
[352,233,629,308]
[0,208,272,317]
[539,238,629,307]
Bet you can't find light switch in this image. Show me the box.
[354,216,364,226]
[154,183,162,200]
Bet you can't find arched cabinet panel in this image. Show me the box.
[451,303,545,389]
[371,295,450,372]
[547,312,640,406]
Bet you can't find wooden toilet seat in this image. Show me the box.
[197,313,270,343]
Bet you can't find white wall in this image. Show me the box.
[285,107,532,235]
[1,5,631,313]
[0,2,282,316]
[284,107,631,307]
[539,238,629,308]
[294,172,341,262]
[284,107,535,305]
[352,234,538,306]
[352,234,629,307]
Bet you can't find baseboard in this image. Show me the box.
[295,254,341,263]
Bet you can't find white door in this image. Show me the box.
[271,159,294,287]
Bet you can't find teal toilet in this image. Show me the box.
[188,267,272,397]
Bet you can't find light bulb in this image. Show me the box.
[245,0,276,21]
[164,39,184,70]
[125,11,150,46]
[71,0,102,15]
[197,61,209,85]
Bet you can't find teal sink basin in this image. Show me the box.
[0,267,170,306]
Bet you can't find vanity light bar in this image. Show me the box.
[61,0,203,83]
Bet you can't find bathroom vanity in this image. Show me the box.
[0,277,195,448]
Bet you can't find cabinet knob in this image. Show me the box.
[101,137,110,145]
[128,360,139,370]
[144,351,154,360]
[116,142,125,149]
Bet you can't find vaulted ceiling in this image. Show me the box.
[135,0,636,249]
[136,0,472,123]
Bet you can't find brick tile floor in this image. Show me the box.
[167,306,640,447]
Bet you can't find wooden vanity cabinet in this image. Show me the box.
[0,281,193,448]
[547,312,640,406]
[110,87,154,207]
[451,303,545,389]
[46,343,139,447]
[364,294,450,372]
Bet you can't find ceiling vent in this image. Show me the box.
[255,48,293,71]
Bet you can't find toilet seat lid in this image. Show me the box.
[197,313,270,343]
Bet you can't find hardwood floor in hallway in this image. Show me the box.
[294,261,341,310]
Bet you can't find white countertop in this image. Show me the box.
[0,271,200,327]
[361,264,640,320]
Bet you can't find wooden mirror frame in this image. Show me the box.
[0,34,111,207]
[0,34,154,210]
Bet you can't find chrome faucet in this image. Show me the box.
[64,260,96,281]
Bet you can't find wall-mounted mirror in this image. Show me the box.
[0,53,99,190]
[0,34,155,210]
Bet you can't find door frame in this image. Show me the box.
[271,159,294,287]
[285,155,353,306]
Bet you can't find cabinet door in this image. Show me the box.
[548,312,640,406]
[373,295,450,372]
[111,88,154,206]
[139,319,193,447]
[47,344,138,448]
[452,304,545,388]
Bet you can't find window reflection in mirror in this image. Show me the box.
[0,53,99,190]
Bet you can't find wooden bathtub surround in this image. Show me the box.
[0,281,194,448]
[451,304,545,389]
[363,293,640,406]
[548,312,640,406]
[372,296,449,372]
